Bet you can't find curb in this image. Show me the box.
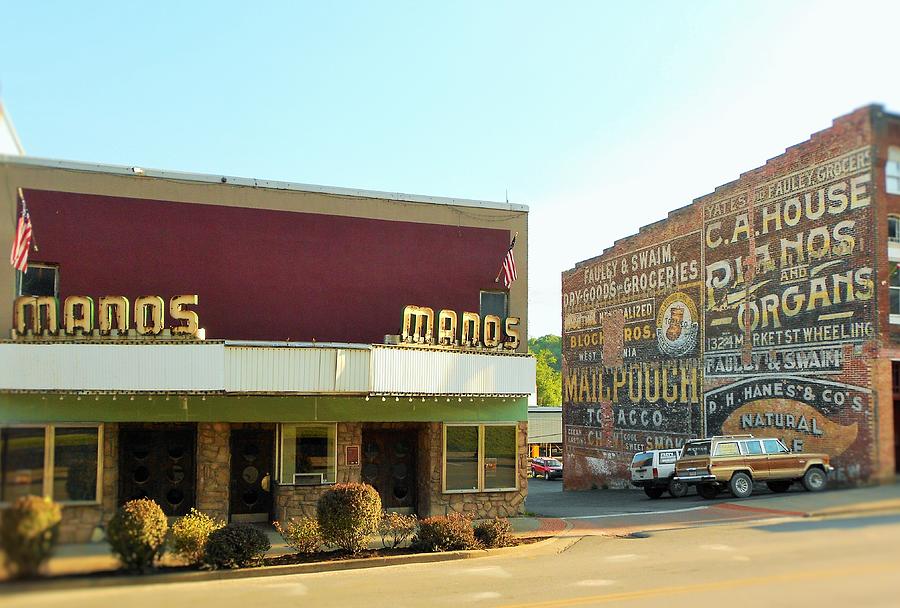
[805,498,900,519]
[0,537,556,595]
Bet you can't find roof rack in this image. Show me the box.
[708,434,755,439]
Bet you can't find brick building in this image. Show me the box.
[562,105,899,490]
[0,156,533,541]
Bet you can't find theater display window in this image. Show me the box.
[443,424,517,492]
[0,424,102,504]
[279,424,337,485]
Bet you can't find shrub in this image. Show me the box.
[474,517,514,548]
[275,517,322,554]
[0,495,62,579]
[107,498,168,573]
[412,513,479,552]
[316,483,382,555]
[169,508,225,566]
[379,511,418,549]
[202,524,271,569]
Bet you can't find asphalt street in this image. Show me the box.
[7,509,899,608]
[524,475,900,519]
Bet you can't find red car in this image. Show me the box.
[530,457,563,480]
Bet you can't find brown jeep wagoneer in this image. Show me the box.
[674,435,833,499]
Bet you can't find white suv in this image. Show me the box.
[630,449,688,499]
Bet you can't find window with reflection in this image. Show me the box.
[53,427,100,502]
[444,424,518,492]
[445,426,479,491]
[0,428,45,502]
[1,425,102,504]
[279,424,336,485]
[484,426,517,490]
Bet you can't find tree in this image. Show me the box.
[528,335,561,372]
[531,342,562,405]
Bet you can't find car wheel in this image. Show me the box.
[668,479,688,498]
[698,483,719,500]
[544,472,551,481]
[531,469,537,478]
[766,481,792,493]
[802,467,827,492]
[729,472,753,499]
[644,486,665,499]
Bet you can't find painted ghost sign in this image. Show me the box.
[562,140,880,489]
[562,227,704,487]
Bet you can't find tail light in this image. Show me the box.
[652,467,659,478]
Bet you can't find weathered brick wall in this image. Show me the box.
[562,206,703,489]
[563,106,891,488]
[871,108,900,479]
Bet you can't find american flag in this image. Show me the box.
[9,189,34,273]
[496,232,518,288]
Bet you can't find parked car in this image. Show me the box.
[530,457,563,480]
[674,435,833,499]
[630,449,688,499]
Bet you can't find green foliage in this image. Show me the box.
[107,498,168,573]
[316,483,382,554]
[275,517,322,554]
[533,349,562,405]
[169,508,225,566]
[528,335,561,372]
[379,511,418,549]
[412,513,479,552]
[202,524,271,569]
[529,335,562,405]
[0,495,62,579]
[473,517,514,548]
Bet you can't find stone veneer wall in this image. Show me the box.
[419,421,528,519]
[57,422,119,544]
[196,422,230,522]
[273,421,527,522]
[274,422,363,522]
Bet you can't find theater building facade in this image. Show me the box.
[0,156,533,542]
[562,105,899,489]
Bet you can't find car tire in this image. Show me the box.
[668,479,688,498]
[698,483,719,500]
[644,486,665,499]
[729,472,753,499]
[544,472,550,481]
[766,481,792,493]
[531,469,537,478]
[802,467,827,492]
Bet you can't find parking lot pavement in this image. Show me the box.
[523,476,900,521]
[524,477,704,518]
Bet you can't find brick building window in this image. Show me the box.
[888,146,900,195]
[0,425,102,504]
[891,269,900,322]
[890,217,900,243]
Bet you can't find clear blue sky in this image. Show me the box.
[3,1,900,337]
